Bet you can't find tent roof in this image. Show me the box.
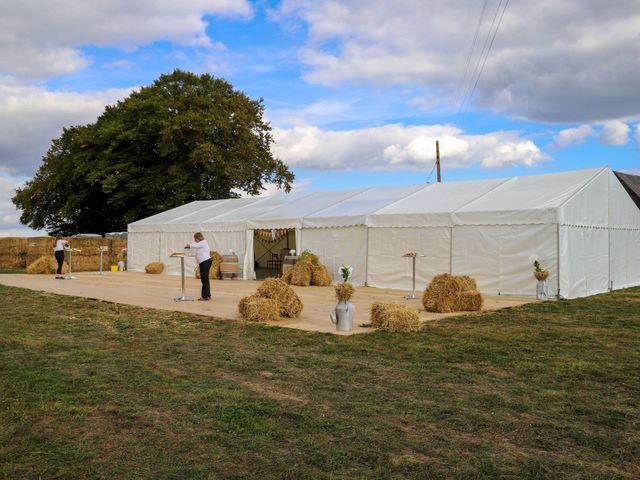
[129,167,620,231]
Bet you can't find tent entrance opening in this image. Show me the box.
[253,229,295,280]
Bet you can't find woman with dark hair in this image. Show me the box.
[53,236,68,279]
[186,232,212,301]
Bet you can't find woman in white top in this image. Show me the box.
[186,232,212,301]
[53,236,68,279]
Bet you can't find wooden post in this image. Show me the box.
[436,140,442,183]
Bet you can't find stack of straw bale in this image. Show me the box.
[281,250,332,287]
[145,262,165,274]
[195,251,222,279]
[422,273,483,313]
[370,301,422,332]
[239,277,303,321]
[1,236,127,271]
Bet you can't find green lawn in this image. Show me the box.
[1,284,639,479]
[0,268,26,274]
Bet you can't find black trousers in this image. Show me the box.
[199,258,212,299]
[54,250,65,274]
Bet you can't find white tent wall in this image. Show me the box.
[366,227,451,290]
[559,226,609,298]
[159,232,198,275]
[299,227,367,285]
[452,224,558,296]
[127,231,161,272]
[608,170,640,290]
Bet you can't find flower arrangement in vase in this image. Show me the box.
[533,260,549,281]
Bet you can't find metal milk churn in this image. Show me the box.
[330,301,354,332]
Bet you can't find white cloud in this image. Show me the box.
[272,124,549,171]
[0,175,43,235]
[599,121,630,146]
[0,80,132,176]
[0,0,252,79]
[275,0,640,123]
[635,124,640,149]
[552,124,595,149]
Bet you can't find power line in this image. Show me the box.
[453,0,489,112]
[454,0,510,126]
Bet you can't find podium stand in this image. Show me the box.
[63,247,81,280]
[171,251,194,302]
[96,246,109,275]
[403,252,425,299]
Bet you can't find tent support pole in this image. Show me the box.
[364,227,369,286]
[556,223,561,299]
[449,227,453,274]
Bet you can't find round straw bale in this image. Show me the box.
[289,260,313,286]
[334,282,354,302]
[370,301,422,332]
[145,262,165,274]
[238,295,280,322]
[298,250,320,265]
[256,277,303,318]
[311,264,332,286]
[26,256,69,274]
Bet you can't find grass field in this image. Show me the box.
[0,268,26,274]
[1,284,639,479]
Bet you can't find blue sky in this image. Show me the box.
[1,0,639,235]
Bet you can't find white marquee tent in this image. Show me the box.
[128,167,640,298]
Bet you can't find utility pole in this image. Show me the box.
[436,140,442,182]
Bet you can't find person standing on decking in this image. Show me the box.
[186,232,212,301]
[53,236,68,279]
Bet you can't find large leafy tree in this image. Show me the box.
[13,69,294,235]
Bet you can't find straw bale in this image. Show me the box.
[311,264,332,286]
[145,262,165,274]
[0,253,26,269]
[334,282,354,302]
[289,260,313,286]
[422,273,483,313]
[370,301,422,332]
[26,256,69,275]
[238,295,280,322]
[458,290,483,311]
[299,250,320,265]
[456,275,478,291]
[281,267,293,284]
[195,251,222,279]
[0,237,29,256]
[256,277,303,318]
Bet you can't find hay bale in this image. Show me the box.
[281,267,293,284]
[458,290,483,311]
[289,260,313,286]
[26,256,68,274]
[195,251,222,279]
[334,282,354,302]
[311,264,332,286]
[145,262,165,274]
[256,277,303,318]
[422,273,483,313]
[370,301,422,332]
[298,250,320,265]
[238,295,280,322]
[456,275,478,291]
[0,253,27,269]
